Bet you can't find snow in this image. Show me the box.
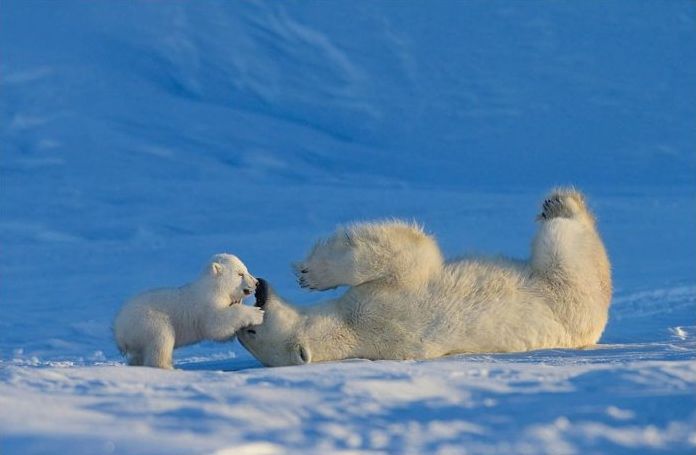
[1,1,695,453]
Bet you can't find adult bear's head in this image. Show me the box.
[237,278,312,367]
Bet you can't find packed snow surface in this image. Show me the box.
[1,1,694,453]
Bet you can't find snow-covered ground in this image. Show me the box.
[1,2,694,453]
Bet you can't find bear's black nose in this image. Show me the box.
[255,278,269,308]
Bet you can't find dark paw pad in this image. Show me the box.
[540,197,562,219]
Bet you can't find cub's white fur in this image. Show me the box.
[239,188,612,367]
[114,254,263,369]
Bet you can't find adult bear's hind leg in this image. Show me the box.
[531,187,612,344]
[531,187,603,279]
[537,188,594,224]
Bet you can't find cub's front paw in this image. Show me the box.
[239,305,265,327]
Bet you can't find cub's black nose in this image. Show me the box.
[255,278,269,307]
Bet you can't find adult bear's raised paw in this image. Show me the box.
[538,187,591,222]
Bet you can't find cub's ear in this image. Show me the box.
[209,262,223,277]
[293,344,312,365]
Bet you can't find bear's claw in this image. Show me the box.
[297,273,316,290]
[294,262,318,290]
[295,265,335,291]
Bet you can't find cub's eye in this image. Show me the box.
[238,272,245,277]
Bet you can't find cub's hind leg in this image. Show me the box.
[127,350,144,366]
[142,330,175,369]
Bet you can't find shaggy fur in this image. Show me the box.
[114,254,263,369]
[238,188,612,367]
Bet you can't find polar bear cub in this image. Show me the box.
[114,254,264,369]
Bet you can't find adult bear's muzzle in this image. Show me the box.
[254,278,269,308]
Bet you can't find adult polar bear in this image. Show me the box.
[238,188,612,367]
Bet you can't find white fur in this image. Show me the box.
[114,254,264,369]
[239,188,612,367]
